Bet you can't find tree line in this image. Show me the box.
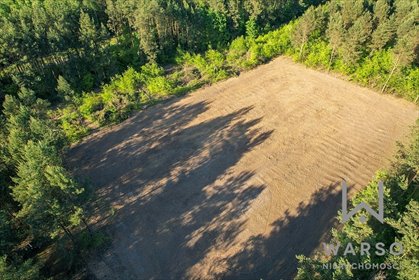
[56,0,417,143]
[0,0,322,101]
[291,0,418,100]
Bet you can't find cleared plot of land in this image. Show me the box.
[69,57,418,279]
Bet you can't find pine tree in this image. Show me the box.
[79,10,98,50]
[12,139,85,239]
[381,0,418,93]
[105,0,126,36]
[381,30,419,93]
[394,0,417,27]
[56,76,75,101]
[340,11,372,65]
[340,0,364,28]
[326,12,344,70]
[394,0,418,43]
[291,6,318,60]
[370,0,395,51]
[245,18,258,40]
[3,89,63,165]
[134,0,161,61]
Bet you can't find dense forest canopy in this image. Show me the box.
[0,0,417,279]
[0,0,322,100]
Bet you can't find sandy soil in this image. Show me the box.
[68,57,418,280]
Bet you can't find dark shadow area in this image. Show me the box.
[68,97,211,167]
[219,182,345,280]
[68,95,345,279]
[68,97,274,279]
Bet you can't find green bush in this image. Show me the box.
[227,36,249,71]
[331,57,355,75]
[146,76,174,97]
[304,40,331,69]
[245,18,258,40]
[59,106,89,142]
[243,43,263,69]
[78,231,110,251]
[99,92,132,124]
[402,68,419,101]
[260,37,281,61]
[78,94,104,120]
[204,49,229,82]
[138,63,165,82]
[56,75,76,101]
[184,50,229,83]
[107,67,139,96]
[275,23,295,54]
[389,67,419,101]
[353,50,392,88]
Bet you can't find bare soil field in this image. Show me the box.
[68,57,418,279]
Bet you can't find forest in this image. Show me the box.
[0,0,418,279]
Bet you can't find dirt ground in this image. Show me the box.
[68,57,418,280]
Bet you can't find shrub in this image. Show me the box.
[332,57,355,75]
[260,38,280,61]
[245,18,258,40]
[100,92,132,124]
[59,106,89,142]
[389,67,419,101]
[243,43,263,69]
[183,50,229,83]
[139,63,165,82]
[110,67,139,96]
[227,36,249,71]
[353,50,392,88]
[204,49,229,82]
[276,23,295,54]
[78,94,103,120]
[304,40,331,69]
[78,231,110,251]
[146,76,174,97]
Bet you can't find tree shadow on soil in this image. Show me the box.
[68,97,344,279]
[219,182,344,280]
